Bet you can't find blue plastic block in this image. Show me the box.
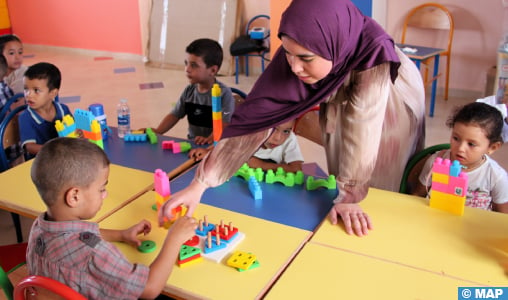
[124,133,147,142]
[248,176,262,200]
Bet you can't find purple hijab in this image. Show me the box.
[222,0,400,138]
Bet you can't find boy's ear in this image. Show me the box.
[208,65,219,75]
[488,141,502,155]
[64,187,80,208]
[49,88,59,100]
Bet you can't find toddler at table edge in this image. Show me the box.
[27,137,197,299]
[413,102,508,213]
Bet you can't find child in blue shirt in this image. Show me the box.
[19,62,71,158]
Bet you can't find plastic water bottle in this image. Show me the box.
[89,103,108,140]
[117,99,131,138]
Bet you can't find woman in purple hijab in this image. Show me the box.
[159,0,425,236]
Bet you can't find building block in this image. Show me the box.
[306,175,337,190]
[178,254,203,267]
[124,133,147,142]
[184,235,200,247]
[226,251,257,270]
[145,127,158,144]
[161,140,191,153]
[179,245,201,260]
[212,83,222,146]
[234,163,264,182]
[201,232,245,263]
[55,114,78,137]
[238,258,260,272]
[429,157,468,215]
[74,109,96,132]
[265,167,304,187]
[154,169,170,196]
[248,176,262,200]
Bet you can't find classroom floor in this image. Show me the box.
[1,45,507,245]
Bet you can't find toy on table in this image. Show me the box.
[124,128,158,144]
[162,140,191,153]
[226,250,257,271]
[265,167,304,187]
[178,244,203,267]
[138,240,156,253]
[306,175,337,190]
[55,109,103,149]
[211,83,222,146]
[429,157,468,216]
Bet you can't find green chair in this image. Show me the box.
[399,143,450,194]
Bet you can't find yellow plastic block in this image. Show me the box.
[227,251,257,270]
[178,256,203,268]
[212,111,222,120]
[432,173,449,184]
[429,190,465,216]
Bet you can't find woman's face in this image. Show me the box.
[281,36,332,84]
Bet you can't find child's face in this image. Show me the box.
[79,165,109,220]
[184,53,216,85]
[23,78,58,110]
[2,40,23,73]
[449,122,498,169]
[281,36,332,84]
[263,121,295,149]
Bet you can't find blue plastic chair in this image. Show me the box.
[232,15,270,84]
[0,104,28,243]
[0,93,24,122]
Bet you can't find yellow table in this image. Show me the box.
[99,191,312,300]
[311,188,508,286]
[265,242,473,299]
[0,160,154,222]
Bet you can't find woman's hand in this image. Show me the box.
[158,180,207,226]
[328,203,372,236]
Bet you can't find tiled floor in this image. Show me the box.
[1,45,507,246]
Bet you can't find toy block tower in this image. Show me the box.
[154,169,170,211]
[54,109,104,149]
[429,157,468,215]
[211,83,222,146]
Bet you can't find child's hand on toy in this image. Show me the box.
[121,219,152,247]
[189,148,209,161]
[194,135,213,145]
[166,216,197,245]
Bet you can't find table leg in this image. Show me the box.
[429,55,440,117]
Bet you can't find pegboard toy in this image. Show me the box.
[184,235,200,247]
[204,231,227,254]
[190,216,245,263]
[306,175,336,190]
[138,240,156,253]
[124,133,147,142]
[162,140,192,153]
[234,163,264,182]
[226,251,257,270]
[248,176,262,200]
[55,109,103,149]
[429,157,468,215]
[211,83,222,146]
[265,167,304,187]
[237,258,260,272]
[195,216,216,236]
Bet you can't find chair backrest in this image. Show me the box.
[293,106,322,145]
[0,266,14,300]
[14,276,86,300]
[230,87,247,108]
[0,104,27,172]
[401,3,454,56]
[399,143,450,194]
[245,14,270,36]
[0,93,24,123]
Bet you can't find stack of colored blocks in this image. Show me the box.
[55,109,103,149]
[429,157,468,215]
[154,168,170,212]
[211,83,222,146]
